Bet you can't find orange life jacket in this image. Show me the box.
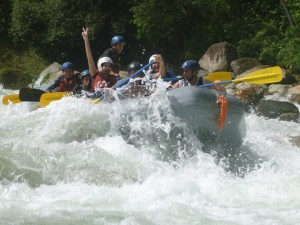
[217,95,228,130]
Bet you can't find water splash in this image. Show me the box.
[1,88,300,224]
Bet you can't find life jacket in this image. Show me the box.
[217,95,228,130]
[92,71,118,91]
[197,77,204,86]
[178,77,204,87]
[58,76,80,92]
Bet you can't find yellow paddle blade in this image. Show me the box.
[205,71,233,82]
[91,98,101,104]
[2,94,21,105]
[39,92,69,107]
[233,66,282,84]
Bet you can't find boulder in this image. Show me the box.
[199,42,238,73]
[279,113,299,122]
[267,84,292,96]
[255,99,299,121]
[289,94,300,104]
[233,85,266,110]
[34,62,61,87]
[231,57,261,76]
[287,84,300,95]
[287,85,300,104]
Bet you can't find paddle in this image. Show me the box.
[115,61,155,89]
[39,92,69,107]
[163,71,233,82]
[91,70,233,104]
[2,88,46,105]
[19,88,46,101]
[2,94,21,105]
[200,66,282,87]
[89,61,155,104]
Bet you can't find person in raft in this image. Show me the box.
[72,70,93,94]
[47,62,81,92]
[147,54,177,80]
[172,60,226,93]
[100,35,126,76]
[81,28,118,91]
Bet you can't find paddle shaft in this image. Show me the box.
[163,72,232,82]
[115,61,154,89]
[200,81,232,88]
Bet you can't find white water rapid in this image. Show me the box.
[0,86,299,225]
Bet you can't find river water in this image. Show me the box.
[0,86,299,225]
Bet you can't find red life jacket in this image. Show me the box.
[58,76,79,92]
[92,71,117,91]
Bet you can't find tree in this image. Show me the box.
[131,0,233,70]
[7,0,300,73]
[0,1,12,42]
[10,0,135,70]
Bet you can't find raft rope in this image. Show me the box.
[216,95,228,130]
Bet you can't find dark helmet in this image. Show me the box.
[61,62,74,71]
[80,70,91,79]
[128,61,142,72]
[111,35,126,46]
[181,60,200,71]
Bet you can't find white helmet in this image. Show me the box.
[149,54,157,63]
[97,57,113,68]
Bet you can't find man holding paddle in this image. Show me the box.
[172,60,227,93]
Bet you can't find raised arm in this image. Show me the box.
[155,54,166,79]
[82,27,98,76]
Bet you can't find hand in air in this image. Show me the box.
[82,27,89,40]
[154,54,163,63]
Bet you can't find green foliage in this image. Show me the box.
[0,67,31,89]
[9,0,134,69]
[237,20,284,64]
[0,44,48,84]
[0,1,12,41]
[277,26,300,72]
[223,0,294,69]
[131,0,231,66]
[1,0,300,78]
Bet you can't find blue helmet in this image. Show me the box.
[80,70,91,79]
[61,62,74,71]
[111,35,126,46]
[181,60,200,71]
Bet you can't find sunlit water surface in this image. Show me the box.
[0,86,300,225]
